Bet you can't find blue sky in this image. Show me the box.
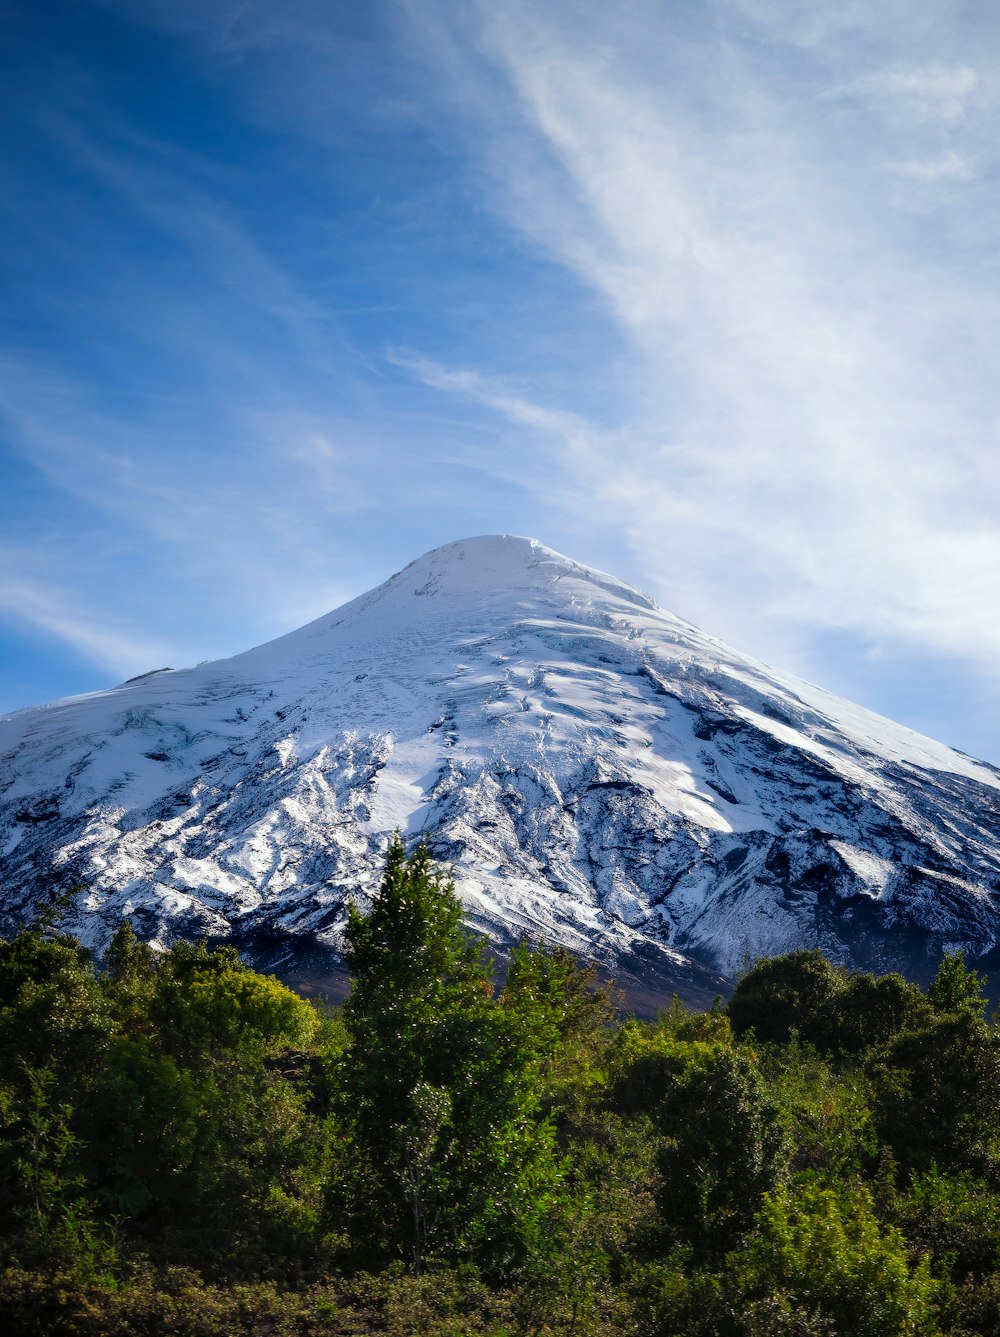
[3,0,1000,763]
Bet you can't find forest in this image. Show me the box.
[2,838,1000,1335]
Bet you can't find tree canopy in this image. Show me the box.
[1,846,999,1334]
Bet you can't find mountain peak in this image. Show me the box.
[392,534,560,593]
[220,533,662,674]
[358,534,660,613]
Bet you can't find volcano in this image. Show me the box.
[2,535,1000,1005]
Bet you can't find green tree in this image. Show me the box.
[761,1040,875,1179]
[655,1045,788,1255]
[397,1082,452,1276]
[870,1010,1000,1175]
[927,950,988,1019]
[499,940,614,1126]
[820,971,932,1057]
[896,1166,1000,1286]
[0,922,108,1074]
[337,836,562,1276]
[607,1023,786,1255]
[0,1061,117,1280]
[728,950,845,1047]
[0,921,115,1274]
[102,919,157,1024]
[150,940,317,1062]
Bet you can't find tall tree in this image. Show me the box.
[337,836,562,1276]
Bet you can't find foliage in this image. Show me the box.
[761,1040,875,1178]
[896,1166,1000,1283]
[500,939,615,1126]
[821,970,933,1056]
[653,1044,788,1254]
[6,851,1000,1333]
[870,1011,1000,1174]
[728,949,845,1046]
[337,836,565,1277]
[928,950,988,1019]
[151,938,318,1060]
[734,1182,939,1335]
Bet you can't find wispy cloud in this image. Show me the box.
[387,347,602,458]
[0,352,365,651]
[20,97,345,374]
[391,1,1000,677]
[892,149,973,181]
[871,64,979,124]
[0,561,168,679]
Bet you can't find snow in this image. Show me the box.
[828,841,896,897]
[2,534,1000,980]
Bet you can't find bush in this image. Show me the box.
[734,1182,938,1335]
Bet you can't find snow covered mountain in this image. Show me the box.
[3,535,1000,1003]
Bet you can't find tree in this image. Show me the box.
[337,836,563,1276]
[820,971,932,1057]
[499,940,614,1126]
[341,836,496,1130]
[728,950,845,1046]
[606,1020,787,1255]
[0,921,108,1072]
[397,1081,452,1277]
[150,939,317,1062]
[928,950,988,1019]
[870,1010,1000,1174]
[654,1045,788,1255]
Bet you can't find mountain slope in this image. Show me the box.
[2,535,1000,999]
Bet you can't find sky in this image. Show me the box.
[2,0,1000,763]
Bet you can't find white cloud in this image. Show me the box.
[876,64,978,123]
[387,348,600,454]
[892,149,973,180]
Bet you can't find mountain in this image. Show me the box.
[2,535,1000,1005]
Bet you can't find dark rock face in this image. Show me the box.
[1,535,999,1001]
